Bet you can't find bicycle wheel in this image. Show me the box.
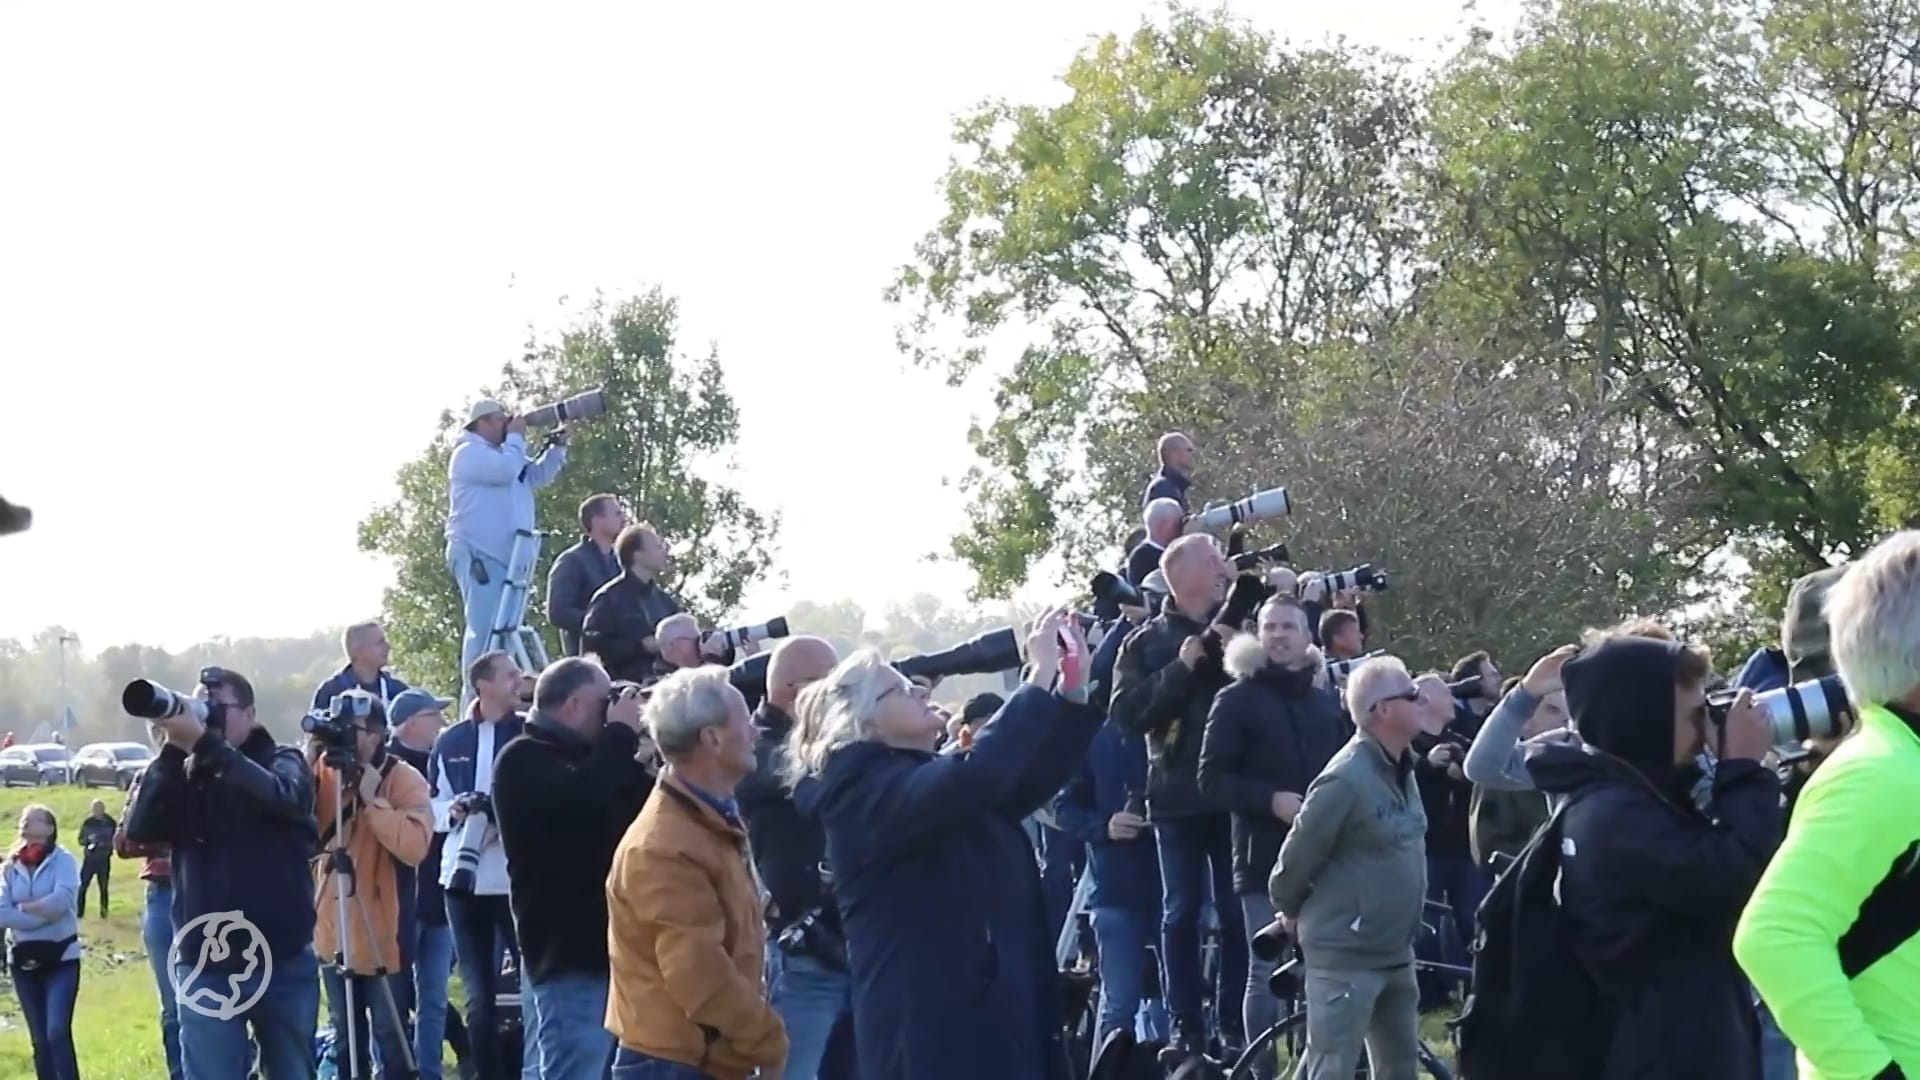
[1226,1012,1453,1080]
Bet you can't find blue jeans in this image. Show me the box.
[1089,905,1168,1062]
[176,943,321,1080]
[1758,997,1798,1080]
[526,972,615,1080]
[142,880,185,1080]
[766,948,856,1080]
[412,922,456,1080]
[1419,853,1486,1002]
[447,539,514,711]
[11,957,80,1080]
[1155,813,1248,1039]
[323,967,416,1079]
[446,892,524,1080]
[610,1047,712,1079]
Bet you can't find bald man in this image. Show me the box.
[311,619,411,711]
[1143,431,1196,511]
[735,636,858,1080]
[1127,497,1188,587]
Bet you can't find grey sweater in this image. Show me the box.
[1462,685,1579,810]
[1268,734,1427,970]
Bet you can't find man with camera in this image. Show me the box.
[491,657,655,1080]
[1111,532,1249,1061]
[426,650,528,1080]
[582,521,694,683]
[308,691,434,1080]
[384,689,469,1080]
[545,493,628,657]
[1143,432,1196,510]
[313,620,411,711]
[1735,533,1920,1080]
[737,636,854,1080]
[446,399,570,699]
[123,668,321,1080]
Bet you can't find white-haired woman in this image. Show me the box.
[788,609,1099,1080]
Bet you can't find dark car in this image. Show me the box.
[0,744,72,787]
[71,741,153,790]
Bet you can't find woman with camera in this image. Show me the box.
[0,804,82,1080]
[788,609,1101,1080]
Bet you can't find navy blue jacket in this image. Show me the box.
[813,685,1101,1080]
[426,709,527,815]
[123,725,318,963]
[1053,721,1161,912]
[311,666,410,712]
[1733,647,1789,694]
[1089,616,1134,715]
[1142,468,1191,511]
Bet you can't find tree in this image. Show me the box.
[357,289,779,691]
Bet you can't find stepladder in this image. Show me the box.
[489,528,552,676]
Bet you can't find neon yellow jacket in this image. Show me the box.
[1733,703,1920,1079]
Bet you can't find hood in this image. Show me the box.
[1520,731,1624,794]
[1225,636,1319,691]
[1560,635,1689,791]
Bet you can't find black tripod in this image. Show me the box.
[319,757,422,1080]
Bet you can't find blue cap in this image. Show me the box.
[388,688,453,729]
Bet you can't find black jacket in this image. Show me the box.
[1124,540,1164,587]
[581,571,684,684]
[1527,636,1783,1080]
[1198,641,1349,894]
[545,536,621,656]
[124,725,318,963]
[1110,607,1232,820]
[738,703,839,943]
[1143,468,1191,511]
[491,717,653,982]
[389,741,447,932]
[1412,703,1478,860]
[78,814,117,864]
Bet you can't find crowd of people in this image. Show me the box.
[2,405,1916,1080]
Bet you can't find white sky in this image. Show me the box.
[0,0,1513,652]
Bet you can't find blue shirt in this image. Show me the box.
[445,430,568,565]
[680,776,741,827]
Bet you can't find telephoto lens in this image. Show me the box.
[517,387,608,428]
[1705,674,1853,746]
[1325,651,1386,684]
[1183,487,1293,534]
[1091,570,1145,611]
[444,799,493,897]
[121,680,213,723]
[722,616,792,652]
[1231,542,1291,572]
[1322,564,1390,594]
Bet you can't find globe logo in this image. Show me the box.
[168,910,273,1021]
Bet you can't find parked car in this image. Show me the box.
[0,744,72,787]
[71,741,154,790]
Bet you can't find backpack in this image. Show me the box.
[1451,795,1611,1080]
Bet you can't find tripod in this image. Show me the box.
[320,758,422,1080]
[488,528,552,674]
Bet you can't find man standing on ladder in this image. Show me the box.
[446,399,569,713]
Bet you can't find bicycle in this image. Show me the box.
[1226,900,1467,1080]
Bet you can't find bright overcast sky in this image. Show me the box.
[0,0,1513,652]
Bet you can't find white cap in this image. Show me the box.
[465,399,507,427]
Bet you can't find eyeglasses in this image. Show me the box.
[1371,688,1422,713]
[878,683,932,703]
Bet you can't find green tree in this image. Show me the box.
[357,289,779,691]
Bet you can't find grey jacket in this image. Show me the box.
[1268,734,1427,970]
[0,846,81,963]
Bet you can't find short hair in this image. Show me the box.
[1830,531,1920,705]
[1449,651,1493,683]
[1157,432,1189,463]
[615,522,658,569]
[1160,533,1216,575]
[961,693,1004,726]
[1674,643,1714,686]
[1345,654,1413,723]
[1143,498,1184,533]
[1319,608,1360,642]
[342,619,382,653]
[578,494,620,533]
[1258,593,1308,628]
[656,612,700,643]
[535,657,605,712]
[1583,617,1673,647]
[646,665,740,759]
[468,650,510,691]
[213,669,257,710]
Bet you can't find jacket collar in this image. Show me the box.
[1156,466,1192,495]
[528,712,592,754]
[1357,731,1416,783]
[754,702,794,740]
[659,768,745,840]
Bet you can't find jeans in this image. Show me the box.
[78,856,110,917]
[766,948,856,1080]
[142,880,185,1080]
[1089,905,1168,1063]
[1758,997,1798,1080]
[1297,965,1420,1080]
[446,892,523,1080]
[1155,813,1248,1040]
[526,972,615,1080]
[610,1047,713,1079]
[176,943,321,1080]
[1238,893,1281,1077]
[10,957,80,1080]
[323,967,417,1079]
[413,922,457,1080]
[1418,853,1486,1004]
[447,539,514,713]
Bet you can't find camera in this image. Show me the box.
[1184,487,1293,534]
[721,616,791,652]
[607,680,646,705]
[445,793,495,896]
[1231,542,1291,572]
[122,667,231,731]
[1448,677,1493,701]
[1706,674,1853,747]
[1325,650,1386,684]
[517,387,608,428]
[1091,570,1145,611]
[303,691,379,766]
[1320,563,1390,594]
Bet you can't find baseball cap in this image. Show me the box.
[465,399,508,428]
[1781,565,1848,682]
[389,688,453,729]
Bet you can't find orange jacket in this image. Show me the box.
[606,769,786,1080]
[312,756,432,975]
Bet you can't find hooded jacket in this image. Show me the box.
[1524,636,1783,1080]
[1199,636,1350,894]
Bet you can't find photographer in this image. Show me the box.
[114,759,185,1080]
[492,657,655,1080]
[582,522,688,683]
[1110,533,1248,1060]
[308,692,433,1080]
[1410,673,1482,1008]
[312,620,410,711]
[123,669,321,1080]
[650,613,732,684]
[446,400,569,690]
[1735,534,1920,1080]
[385,690,468,1080]
[426,650,526,1080]
[545,494,628,657]
[1142,432,1195,510]
[736,636,855,1080]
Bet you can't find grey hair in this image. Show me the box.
[1345,654,1413,725]
[1829,531,1920,707]
[644,665,739,759]
[1142,497,1184,533]
[656,612,700,643]
[782,649,899,788]
[343,619,382,653]
[534,656,605,713]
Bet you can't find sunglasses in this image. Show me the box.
[1372,688,1422,712]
